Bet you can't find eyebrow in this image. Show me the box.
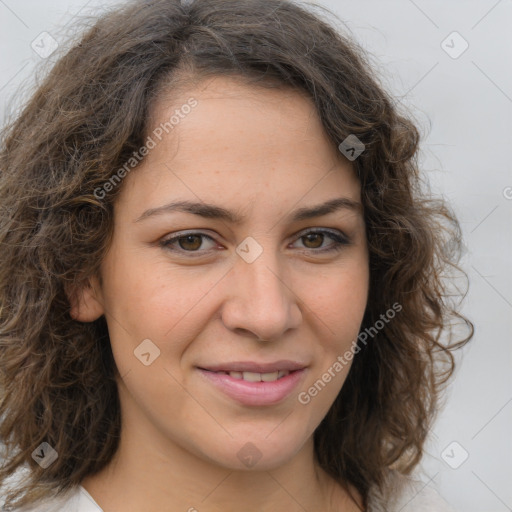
[134,197,362,224]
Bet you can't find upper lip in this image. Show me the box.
[198,360,307,373]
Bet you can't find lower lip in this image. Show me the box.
[198,368,307,406]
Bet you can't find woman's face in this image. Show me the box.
[78,76,369,470]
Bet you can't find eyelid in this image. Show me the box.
[289,228,350,253]
[293,226,349,242]
[160,230,218,251]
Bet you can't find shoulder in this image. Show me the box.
[367,469,456,512]
[2,485,102,512]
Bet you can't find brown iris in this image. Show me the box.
[301,232,324,249]
[178,234,203,251]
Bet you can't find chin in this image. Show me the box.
[194,432,308,472]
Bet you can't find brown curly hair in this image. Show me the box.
[0,0,473,509]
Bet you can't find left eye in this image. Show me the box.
[160,229,349,255]
[291,229,349,252]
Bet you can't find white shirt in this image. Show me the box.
[4,486,101,512]
[7,477,456,511]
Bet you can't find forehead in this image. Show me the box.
[117,76,360,219]
[146,75,340,163]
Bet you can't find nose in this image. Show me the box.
[221,242,303,341]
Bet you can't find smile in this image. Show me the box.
[212,370,290,382]
[197,366,307,406]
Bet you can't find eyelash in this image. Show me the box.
[159,229,350,256]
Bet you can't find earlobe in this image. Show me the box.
[67,276,105,322]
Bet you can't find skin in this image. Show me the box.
[73,76,369,512]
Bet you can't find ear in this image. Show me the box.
[66,276,105,322]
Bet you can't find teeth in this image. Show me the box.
[242,371,261,382]
[261,371,279,382]
[227,370,290,382]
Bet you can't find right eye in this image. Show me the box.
[160,232,219,255]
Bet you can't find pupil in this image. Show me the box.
[304,233,323,249]
[180,235,201,250]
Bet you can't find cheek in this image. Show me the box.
[101,243,208,330]
[312,260,369,343]
[100,256,225,380]
[299,271,368,414]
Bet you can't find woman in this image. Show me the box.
[0,0,473,510]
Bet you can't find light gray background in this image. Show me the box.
[1,1,511,511]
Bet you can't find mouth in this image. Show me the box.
[196,361,308,406]
[198,360,306,374]
[200,369,294,382]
